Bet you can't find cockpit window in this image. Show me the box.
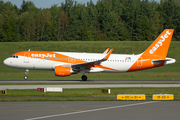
[10,55,18,58]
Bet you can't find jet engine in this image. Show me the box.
[55,66,73,77]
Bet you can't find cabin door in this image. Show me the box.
[137,57,142,67]
[24,53,30,63]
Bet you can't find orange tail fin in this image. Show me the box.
[142,29,174,59]
[128,29,174,72]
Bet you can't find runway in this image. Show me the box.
[0,101,179,120]
[0,80,180,83]
[0,80,180,89]
[1,80,179,120]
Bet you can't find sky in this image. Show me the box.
[3,0,161,8]
[3,0,99,8]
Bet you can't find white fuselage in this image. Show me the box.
[4,52,140,73]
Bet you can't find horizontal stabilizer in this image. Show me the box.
[152,58,176,65]
[152,59,171,62]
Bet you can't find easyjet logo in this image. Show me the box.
[149,30,171,54]
[31,53,56,58]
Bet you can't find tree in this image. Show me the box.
[0,0,180,42]
[0,13,4,42]
[19,0,37,14]
[1,2,18,42]
[35,9,52,41]
[18,11,35,41]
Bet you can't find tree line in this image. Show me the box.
[0,0,180,42]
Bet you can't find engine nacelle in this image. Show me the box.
[55,66,73,77]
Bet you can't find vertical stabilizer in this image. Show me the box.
[142,29,174,59]
[128,29,174,72]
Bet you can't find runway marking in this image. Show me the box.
[25,101,159,120]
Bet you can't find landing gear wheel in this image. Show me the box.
[81,75,87,81]
[24,76,28,80]
[24,69,29,80]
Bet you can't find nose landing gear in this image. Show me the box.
[24,69,29,80]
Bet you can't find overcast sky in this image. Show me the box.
[3,0,161,8]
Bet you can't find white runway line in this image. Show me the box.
[24,101,159,120]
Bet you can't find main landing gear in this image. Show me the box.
[24,69,29,80]
[81,75,87,81]
[80,71,87,81]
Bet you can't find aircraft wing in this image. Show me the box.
[72,49,113,67]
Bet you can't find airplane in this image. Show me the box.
[3,29,176,81]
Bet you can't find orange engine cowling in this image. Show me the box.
[55,66,72,77]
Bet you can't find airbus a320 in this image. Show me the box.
[3,29,176,81]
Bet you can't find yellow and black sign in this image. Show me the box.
[117,94,146,100]
[0,90,6,94]
[153,94,174,100]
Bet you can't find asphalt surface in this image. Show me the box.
[1,80,179,120]
[0,80,180,83]
[1,80,180,90]
[0,101,179,120]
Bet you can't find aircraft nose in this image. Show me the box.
[3,59,8,66]
[3,58,11,66]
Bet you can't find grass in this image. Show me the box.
[0,41,180,80]
[0,88,180,101]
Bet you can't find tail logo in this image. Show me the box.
[149,30,171,54]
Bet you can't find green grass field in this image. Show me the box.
[1,88,180,101]
[0,41,180,80]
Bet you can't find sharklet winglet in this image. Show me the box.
[104,49,113,60]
